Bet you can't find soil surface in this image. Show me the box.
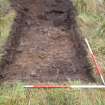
[0,0,94,83]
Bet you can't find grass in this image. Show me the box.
[74,0,105,76]
[0,83,105,105]
[0,0,16,60]
[0,0,105,105]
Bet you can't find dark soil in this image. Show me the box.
[0,0,95,83]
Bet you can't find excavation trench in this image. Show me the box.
[0,0,95,83]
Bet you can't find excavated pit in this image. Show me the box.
[0,0,95,83]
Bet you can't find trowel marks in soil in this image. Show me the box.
[0,0,94,82]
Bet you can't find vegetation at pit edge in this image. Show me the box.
[0,0,105,105]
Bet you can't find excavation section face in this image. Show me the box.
[0,0,94,82]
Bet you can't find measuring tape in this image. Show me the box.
[24,85,105,88]
[85,38,105,85]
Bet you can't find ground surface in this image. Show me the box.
[0,0,94,83]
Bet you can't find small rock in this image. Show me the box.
[30,71,37,77]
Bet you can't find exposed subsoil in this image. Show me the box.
[0,0,95,83]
